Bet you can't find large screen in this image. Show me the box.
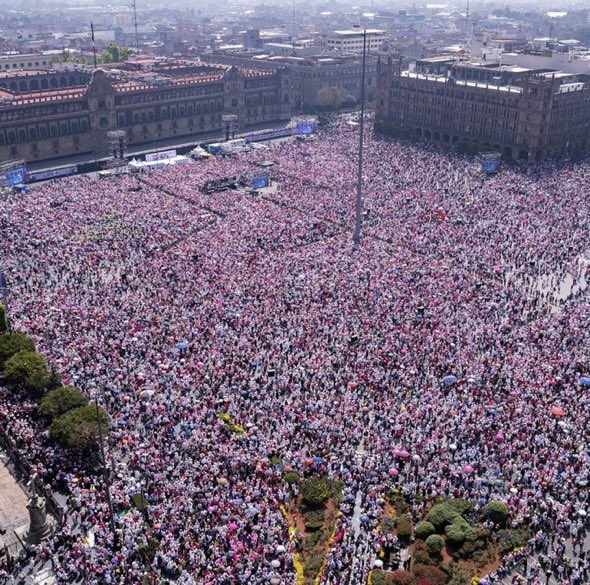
[5,165,26,186]
[481,159,501,174]
[252,173,269,190]
[296,120,317,135]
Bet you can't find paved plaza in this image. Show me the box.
[0,450,29,558]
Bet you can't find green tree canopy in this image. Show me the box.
[483,500,509,526]
[426,502,460,532]
[3,350,50,392]
[0,303,7,333]
[99,44,132,64]
[39,386,88,418]
[425,534,445,554]
[301,475,330,507]
[415,520,436,540]
[316,86,355,109]
[0,332,35,366]
[50,404,109,451]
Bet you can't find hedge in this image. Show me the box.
[303,553,325,577]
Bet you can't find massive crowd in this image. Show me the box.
[0,118,588,584]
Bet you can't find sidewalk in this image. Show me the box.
[0,449,29,558]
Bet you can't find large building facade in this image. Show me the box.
[375,57,590,160]
[0,62,291,166]
[201,51,377,110]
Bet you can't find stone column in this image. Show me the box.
[26,493,52,545]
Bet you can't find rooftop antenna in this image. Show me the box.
[132,0,140,51]
[91,22,98,69]
[465,0,471,47]
[291,0,296,42]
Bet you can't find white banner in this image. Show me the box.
[146,150,176,162]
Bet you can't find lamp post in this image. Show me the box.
[94,394,118,547]
[353,29,368,245]
[0,271,10,332]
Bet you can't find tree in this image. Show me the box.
[425,534,445,554]
[483,500,509,526]
[389,570,417,585]
[301,476,330,507]
[415,521,435,540]
[397,516,413,542]
[50,404,109,451]
[39,386,88,418]
[445,522,467,546]
[99,44,132,64]
[283,471,300,485]
[0,332,35,366]
[316,86,355,110]
[3,351,50,392]
[413,565,449,585]
[0,303,7,333]
[426,503,459,532]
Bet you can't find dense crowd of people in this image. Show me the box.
[0,118,588,584]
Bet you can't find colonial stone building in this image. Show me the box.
[0,63,291,166]
[375,57,590,160]
[201,52,378,110]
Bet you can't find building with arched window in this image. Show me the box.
[0,62,291,165]
[375,57,590,161]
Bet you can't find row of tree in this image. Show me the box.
[59,44,132,65]
[0,306,109,452]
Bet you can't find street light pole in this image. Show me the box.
[353,29,368,245]
[94,395,118,547]
[0,271,11,332]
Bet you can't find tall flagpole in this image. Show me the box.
[353,29,367,245]
[91,23,97,69]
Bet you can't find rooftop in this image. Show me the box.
[331,29,386,36]
[401,70,523,93]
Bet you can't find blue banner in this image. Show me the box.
[296,121,317,136]
[5,165,26,186]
